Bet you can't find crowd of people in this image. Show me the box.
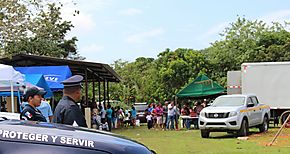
[91,104,137,131]
[90,100,207,131]
[144,101,206,130]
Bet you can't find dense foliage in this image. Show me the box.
[110,18,290,102]
[0,0,82,59]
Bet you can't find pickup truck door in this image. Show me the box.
[246,97,256,126]
[251,96,263,124]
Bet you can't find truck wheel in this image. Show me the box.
[259,116,269,133]
[281,112,290,125]
[237,119,249,137]
[201,130,210,138]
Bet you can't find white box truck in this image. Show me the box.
[227,62,290,125]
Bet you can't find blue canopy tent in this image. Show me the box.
[15,66,72,91]
[25,74,53,98]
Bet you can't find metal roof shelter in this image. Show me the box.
[0,54,121,109]
[0,54,121,82]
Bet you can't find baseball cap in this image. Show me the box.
[23,87,46,101]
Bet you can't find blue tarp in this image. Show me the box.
[15,66,72,91]
[25,74,53,98]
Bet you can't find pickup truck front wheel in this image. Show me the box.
[201,130,210,138]
[237,119,249,137]
[259,116,269,133]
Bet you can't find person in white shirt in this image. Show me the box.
[146,111,153,129]
[166,102,176,130]
[100,106,106,124]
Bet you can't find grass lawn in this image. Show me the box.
[112,125,290,154]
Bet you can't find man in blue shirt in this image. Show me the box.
[37,99,53,122]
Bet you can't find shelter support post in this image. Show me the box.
[85,107,91,128]
[85,69,88,106]
[103,80,106,109]
[107,81,109,104]
[10,80,14,113]
[92,77,95,105]
[175,95,178,104]
[98,80,101,108]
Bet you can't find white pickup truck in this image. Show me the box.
[199,94,270,138]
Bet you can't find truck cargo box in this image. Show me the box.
[241,62,290,109]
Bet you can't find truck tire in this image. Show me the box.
[281,112,290,125]
[201,130,210,138]
[237,119,249,137]
[259,116,269,133]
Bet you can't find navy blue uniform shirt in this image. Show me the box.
[53,96,87,127]
[20,104,47,122]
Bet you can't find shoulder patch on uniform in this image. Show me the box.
[25,111,33,119]
[73,121,79,126]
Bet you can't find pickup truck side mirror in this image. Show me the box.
[247,103,255,107]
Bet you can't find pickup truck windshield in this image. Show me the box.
[212,97,245,107]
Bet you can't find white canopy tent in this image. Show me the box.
[0,64,25,113]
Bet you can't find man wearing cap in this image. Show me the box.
[20,87,47,122]
[52,75,87,127]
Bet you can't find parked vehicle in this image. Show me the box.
[199,94,270,138]
[134,102,147,123]
[228,62,290,125]
[0,119,155,154]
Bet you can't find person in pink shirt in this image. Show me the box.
[155,103,163,129]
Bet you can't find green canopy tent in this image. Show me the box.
[176,75,225,98]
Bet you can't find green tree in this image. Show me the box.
[0,0,82,59]
[156,48,209,100]
[206,17,290,85]
[0,0,31,56]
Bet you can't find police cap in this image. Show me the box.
[61,75,83,88]
[24,87,46,101]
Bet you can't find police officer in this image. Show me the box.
[53,75,87,127]
[20,87,47,122]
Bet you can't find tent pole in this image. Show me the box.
[0,96,2,111]
[18,91,21,112]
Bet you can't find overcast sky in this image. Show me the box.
[62,0,290,64]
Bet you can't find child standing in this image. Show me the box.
[146,110,153,129]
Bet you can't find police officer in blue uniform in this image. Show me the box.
[20,87,47,122]
[53,75,87,127]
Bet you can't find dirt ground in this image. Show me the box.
[249,127,290,147]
